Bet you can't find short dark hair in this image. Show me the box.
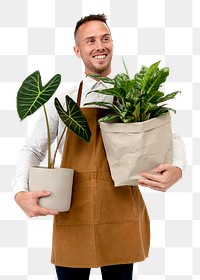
[74,13,108,39]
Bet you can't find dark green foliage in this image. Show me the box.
[55,96,91,143]
[17,71,91,168]
[17,71,61,120]
[85,61,180,123]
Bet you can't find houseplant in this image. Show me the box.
[17,70,91,211]
[85,61,180,186]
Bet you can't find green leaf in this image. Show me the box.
[55,96,91,143]
[132,102,141,122]
[87,87,125,97]
[157,105,176,114]
[120,80,135,96]
[113,73,129,87]
[17,71,61,120]
[142,112,151,121]
[84,101,113,109]
[144,90,165,104]
[157,91,180,104]
[146,67,169,94]
[141,61,160,92]
[86,74,115,85]
[98,114,121,123]
[133,66,148,92]
[86,88,126,105]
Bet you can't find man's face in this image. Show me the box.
[74,20,113,77]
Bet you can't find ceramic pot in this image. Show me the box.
[29,166,74,212]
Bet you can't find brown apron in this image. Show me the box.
[51,82,150,268]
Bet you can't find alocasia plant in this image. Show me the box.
[17,71,91,169]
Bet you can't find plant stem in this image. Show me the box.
[122,57,129,78]
[43,105,51,168]
[51,126,66,169]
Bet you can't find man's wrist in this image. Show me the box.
[14,190,28,201]
[173,165,182,177]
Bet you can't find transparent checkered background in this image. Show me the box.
[0,0,199,279]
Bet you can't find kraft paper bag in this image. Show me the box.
[100,113,173,187]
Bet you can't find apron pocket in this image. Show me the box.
[55,180,94,225]
[97,180,140,223]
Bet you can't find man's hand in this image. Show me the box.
[15,191,58,218]
[137,164,182,192]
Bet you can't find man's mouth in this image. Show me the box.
[93,54,107,60]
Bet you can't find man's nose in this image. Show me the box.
[96,40,104,51]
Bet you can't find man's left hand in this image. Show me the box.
[137,164,182,192]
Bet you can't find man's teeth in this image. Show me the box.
[94,55,106,59]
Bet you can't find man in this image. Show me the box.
[13,14,186,280]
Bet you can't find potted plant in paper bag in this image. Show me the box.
[17,71,91,211]
[85,61,180,186]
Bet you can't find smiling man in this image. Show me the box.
[74,15,113,76]
[13,14,186,280]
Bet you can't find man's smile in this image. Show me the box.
[92,54,107,60]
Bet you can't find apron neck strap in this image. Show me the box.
[77,81,83,107]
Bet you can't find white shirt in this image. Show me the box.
[12,76,187,196]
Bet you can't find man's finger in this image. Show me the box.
[154,163,170,173]
[29,206,58,217]
[32,190,51,199]
[138,178,161,187]
[140,172,163,183]
[37,205,58,216]
[138,179,167,192]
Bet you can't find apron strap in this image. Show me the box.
[113,95,117,104]
[77,81,83,107]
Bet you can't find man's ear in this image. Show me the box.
[74,46,81,58]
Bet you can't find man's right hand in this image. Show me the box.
[14,191,58,218]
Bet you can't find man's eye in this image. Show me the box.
[103,37,111,43]
[88,39,95,44]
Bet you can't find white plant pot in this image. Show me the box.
[100,113,173,187]
[29,167,74,212]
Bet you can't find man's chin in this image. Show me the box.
[94,64,110,74]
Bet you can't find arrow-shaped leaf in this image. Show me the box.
[55,95,91,143]
[17,71,61,120]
